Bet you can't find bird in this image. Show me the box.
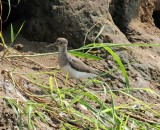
[48,38,102,82]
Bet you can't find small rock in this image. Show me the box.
[77,103,88,112]
[14,126,20,130]
[119,52,129,65]
[59,112,67,118]
[117,83,124,88]
[107,60,114,69]
[13,44,24,51]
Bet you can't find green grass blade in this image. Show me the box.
[11,23,14,43]
[27,105,33,130]
[103,46,130,92]
[6,98,23,130]
[14,21,25,39]
[70,108,109,129]
[69,50,102,60]
[9,21,25,45]
[104,83,116,120]
[35,111,48,124]
[103,43,160,47]
[77,43,160,51]
[0,32,7,48]
[124,115,130,129]
[7,98,20,117]
[54,74,64,107]
[49,76,53,96]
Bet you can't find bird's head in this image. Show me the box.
[46,38,68,49]
[54,38,68,48]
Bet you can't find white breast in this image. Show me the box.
[61,64,97,80]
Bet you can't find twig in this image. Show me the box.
[124,111,159,124]
[82,22,100,46]
[6,52,58,58]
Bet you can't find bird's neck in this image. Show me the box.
[58,46,68,67]
[58,46,68,55]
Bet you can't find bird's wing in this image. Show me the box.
[68,54,96,73]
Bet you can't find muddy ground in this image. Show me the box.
[0,30,159,129]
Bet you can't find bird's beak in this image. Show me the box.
[53,42,58,46]
[46,42,57,48]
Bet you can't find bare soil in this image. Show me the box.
[0,32,160,129]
